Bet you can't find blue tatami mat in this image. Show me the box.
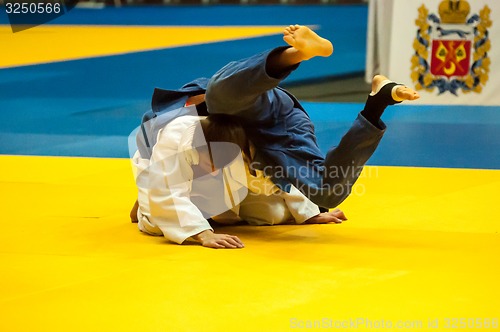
[2,5,499,170]
[306,103,500,170]
[0,5,368,83]
[1,98,499,170]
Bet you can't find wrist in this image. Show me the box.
[193,229,213,242]
[304,213,323,224]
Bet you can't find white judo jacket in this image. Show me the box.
[132,109,319,244]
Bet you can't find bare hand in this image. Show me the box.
[305,209,348,224]
[194,230,244,249]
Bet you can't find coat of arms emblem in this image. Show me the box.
[411,0,492,95]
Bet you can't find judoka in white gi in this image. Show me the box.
[129,25,419,249]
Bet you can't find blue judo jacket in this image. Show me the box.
[138,73,325,197]
[137,48,383,208]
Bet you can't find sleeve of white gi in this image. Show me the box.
[280,185,320,224]
[145,124,213,244]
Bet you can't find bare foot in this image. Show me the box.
[283,24,333,60]
[130,200,139,223]
[372,74,420,102]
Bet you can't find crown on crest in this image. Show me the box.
[438,0,470,24]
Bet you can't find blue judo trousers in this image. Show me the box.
[138,47,386,209]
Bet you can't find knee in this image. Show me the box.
[239,200,292,226]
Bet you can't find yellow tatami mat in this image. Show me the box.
[0,25,284,68]
[0,155,499,331]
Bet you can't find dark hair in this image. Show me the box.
[195,114,251,169]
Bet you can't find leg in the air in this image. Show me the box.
[313,75,420,208]
[361,75,420,129]
[266,24,333,77]
[206,25,333,117]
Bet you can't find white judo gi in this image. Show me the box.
[132,105,320,244]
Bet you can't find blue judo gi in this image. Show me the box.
[137,47,386,209]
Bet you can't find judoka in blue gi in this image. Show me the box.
[130,25,420,249]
